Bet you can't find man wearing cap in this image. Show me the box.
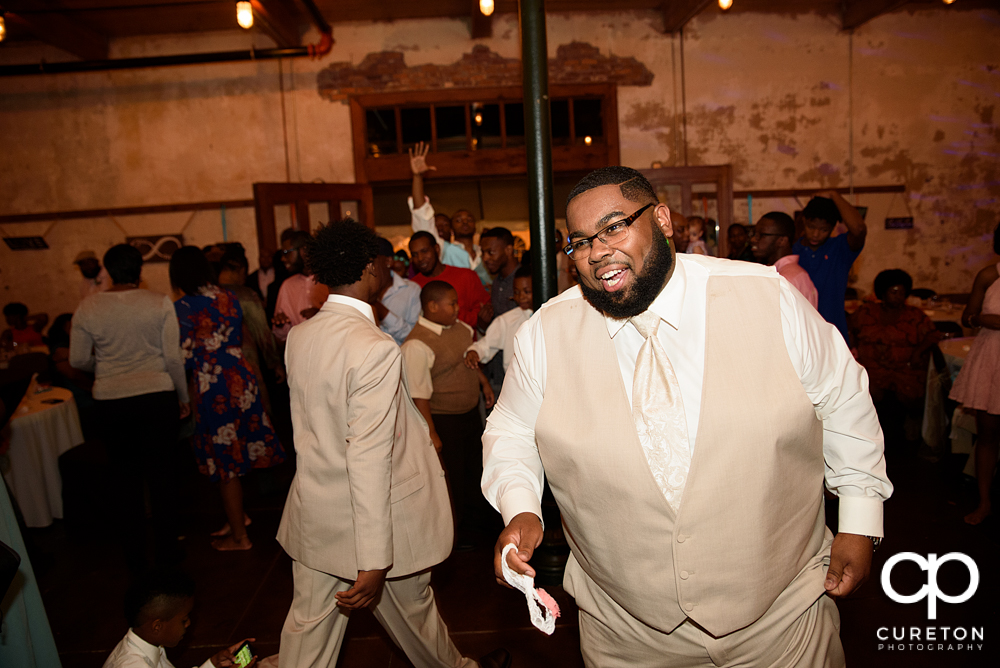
[75,250,109,300]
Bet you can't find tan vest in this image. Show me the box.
[535,275,828,637]
[406,322,480,415]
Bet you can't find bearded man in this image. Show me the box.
[482,166,891,667]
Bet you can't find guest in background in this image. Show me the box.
[407,231,490,330]
[849,269,940,447]
[171,247,284,551]
[727,223,755,262]
[75,250,110,300]
[402,281,495,550]
[2,302,45,349]
[265,247,290,323]
[668,211,689,254]
[950,222,1000,525]
[70,244,190,572]
[409,142,491,287]
[686,217,708,255]
[392,249,410,278]
[103,569,257,668]
[464,266,533,373]
[272,231,314,342]
[793,191,867,342]
[246,250,275,302]
[372,237,421,345]
[751,212,819,309]
[45,313,96,435]
[217,247,285,413]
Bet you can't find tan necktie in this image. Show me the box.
[630,310,691,512]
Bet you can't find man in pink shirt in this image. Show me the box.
[273,230,317,341]
[751,212,819,309]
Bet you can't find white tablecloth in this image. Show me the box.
[3,386,84,528]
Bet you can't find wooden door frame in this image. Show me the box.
[639,166,734,257]
[253,183,374,260]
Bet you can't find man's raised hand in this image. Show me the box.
[409,141,437,176]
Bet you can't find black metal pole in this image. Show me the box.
[519,0,557,308]
[518,0,567,587]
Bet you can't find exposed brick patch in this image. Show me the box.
[317,43,653,101]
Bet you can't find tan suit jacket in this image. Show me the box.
[277,300,453,580]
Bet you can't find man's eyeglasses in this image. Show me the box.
[563,203,655,259]
[281,247,299,255]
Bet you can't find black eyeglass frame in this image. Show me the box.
[563,202,656,258]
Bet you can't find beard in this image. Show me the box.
[579,229,673,320]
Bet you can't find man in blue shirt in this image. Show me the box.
[792,191,867,341]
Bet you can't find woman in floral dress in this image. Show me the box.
[170,246,284,550]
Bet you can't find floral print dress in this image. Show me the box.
[176,286,284,481]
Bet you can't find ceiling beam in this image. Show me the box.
[661,0,714,34]
[471,0,493,39]
[842,0,910,31]
[3,2,108,61]
[250,0,302,48]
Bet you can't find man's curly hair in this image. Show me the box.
[306,219,380,288]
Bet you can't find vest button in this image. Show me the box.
[676,534,686,543]
[684,602,695,611]
[680,570,689,580]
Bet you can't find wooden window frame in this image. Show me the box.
[350,84,620,184]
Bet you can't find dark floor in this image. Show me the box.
[22,437,1000,668]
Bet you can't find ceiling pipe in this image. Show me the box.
[0,0,334,77]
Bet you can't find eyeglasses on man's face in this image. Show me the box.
[563,202,656,259]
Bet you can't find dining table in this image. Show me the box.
[2,382,84,528]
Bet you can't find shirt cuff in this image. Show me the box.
[498,487,544,527]
[837,495,883,537]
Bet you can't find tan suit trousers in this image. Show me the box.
[279,560,475,668]
[572,563,845,668]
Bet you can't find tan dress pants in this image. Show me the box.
[570,559,845,668]
[279,560,476,668]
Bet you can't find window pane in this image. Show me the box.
[551,99,570,146]
[365,108,397,157]
[504,103,524,147]
[574,98,604,145]
[471,103,501,150]
[400,107,432,150]
[435,105,468,152]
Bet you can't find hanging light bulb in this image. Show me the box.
[719,0,733,10]
[236,1,254,30]
[480,0,495,17]
[942,0,956,4]
[0,14,7,43]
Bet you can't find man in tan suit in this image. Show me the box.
[278,221,510,668]
[483,167,892,667]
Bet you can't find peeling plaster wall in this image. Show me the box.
[1,8,997,319]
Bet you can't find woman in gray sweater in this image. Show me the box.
[70,244,190,572]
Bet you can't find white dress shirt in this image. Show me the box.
[102,629,212,668]
[482,254,891,536]
[379,272,422,345]
[401,317,475,401]
[467,307,532,371]
[326,293,376,322]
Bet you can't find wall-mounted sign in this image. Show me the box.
[885,217,914,230]
[128,235,184,263]
[3,236,49,250]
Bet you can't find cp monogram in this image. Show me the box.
[881,552,979,619]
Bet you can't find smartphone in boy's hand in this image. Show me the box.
[211,637,256,667]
